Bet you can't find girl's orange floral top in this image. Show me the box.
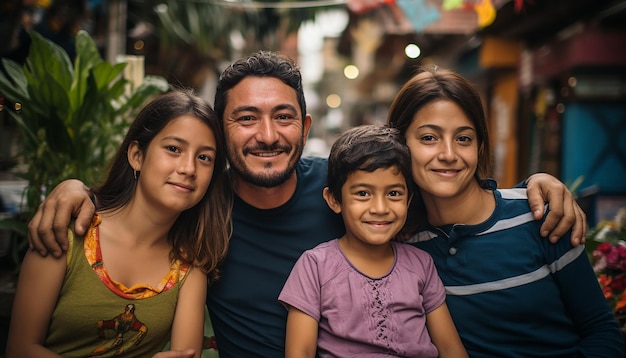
[75,214,190,299]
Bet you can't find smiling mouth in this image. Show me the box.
[244,144,291,158]
[170,182,194,191]
[251,151,283,157]
[367,221,392,227]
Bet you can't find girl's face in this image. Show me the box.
[132,115,217,214]
[404,100,479,201]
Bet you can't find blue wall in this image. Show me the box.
[562,103,626,194]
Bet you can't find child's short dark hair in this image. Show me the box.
[326,124,412,203]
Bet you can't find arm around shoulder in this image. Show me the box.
[28,179,95,258]
[525,173,587,245]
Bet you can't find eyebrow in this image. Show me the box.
[349,182,407,190]
[162,136,217,152]
[231,103,299,115]
[417,124,475,133]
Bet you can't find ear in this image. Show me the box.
[127,140,143,171]
[323,187,342,214]
[302,114,313,146]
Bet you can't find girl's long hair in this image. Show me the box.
[93,89,232,284]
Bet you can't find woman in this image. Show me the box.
[387,67,623,357]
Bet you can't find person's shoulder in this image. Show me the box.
[306,239,337,255]
[290,240,343,279]
[498,187,529,201]
[297,239,339,263]
[394,241,434,261]
[298,156,328,172]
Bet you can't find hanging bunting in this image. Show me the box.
[442,0,464,10]
[474,0,496,28]
[395,0,440,32]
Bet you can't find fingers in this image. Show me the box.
[26,180,94,258]
[526,174,565,239]
[74,199,96,236]
[569,201,587,246]
[27,203,53,257]
[526,173,585,244]
[543,190,574,244]
[28,197,67,258]
[526,179,549,222]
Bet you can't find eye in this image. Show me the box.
[356,190,369,197]
[420,134,437,142]
[276,113,295,120]
[232,115,258,127]
[457,135,473,145]
[388,190,407,201]
[198,153,214,163]
[166,145,181,153]
[237,115,254,122]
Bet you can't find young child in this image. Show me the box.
[278,124,468,358]
[387,66,624,356]
[7,90,232,358]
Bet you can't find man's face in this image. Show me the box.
[222,76,312,188]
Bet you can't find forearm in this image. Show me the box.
[6,344,63,358]
[558,255,624,356]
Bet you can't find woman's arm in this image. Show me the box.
[168,268,207,358]
[426,303,468,358]
[6,249,67,357]
[554,244,624,357]
[285,307,319,358]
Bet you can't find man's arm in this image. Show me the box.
[525,173,587,245]
[28,179,95,257]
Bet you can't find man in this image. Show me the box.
[29,51,586,357]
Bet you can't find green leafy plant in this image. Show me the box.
[0,30,169,262]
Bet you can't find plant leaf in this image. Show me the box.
[0,59,29,103]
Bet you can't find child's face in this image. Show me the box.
[133,115,217,214]
[325,166,409,246]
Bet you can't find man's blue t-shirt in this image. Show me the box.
[206,156,344,357]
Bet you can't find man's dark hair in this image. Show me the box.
[214,51,307,131]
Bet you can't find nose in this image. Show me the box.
[256,117,280,144]
[370,194,390,215]
[177,153,197,177]
[437,140,457,162]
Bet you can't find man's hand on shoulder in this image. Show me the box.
[28,179,95,258]
[526,173,587,246]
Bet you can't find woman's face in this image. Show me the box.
[404,100,479,201]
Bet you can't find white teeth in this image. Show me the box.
[254,152,280,157]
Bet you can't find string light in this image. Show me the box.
[196,0,348,9]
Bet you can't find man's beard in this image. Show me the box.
[228,141,304,188]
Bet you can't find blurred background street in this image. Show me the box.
[1,0,626,355]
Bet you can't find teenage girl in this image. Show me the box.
[7,90,232,358]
